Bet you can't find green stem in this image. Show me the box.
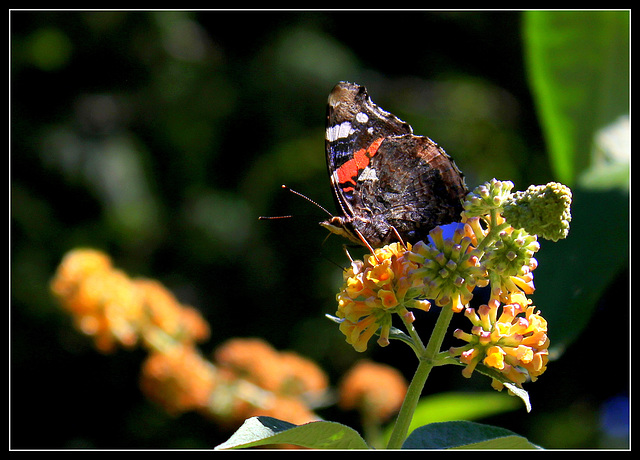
[362,414,384,449]
[385,352,432,449]
[401,314,426,357]
[386,303,455,449]
[474,218,510,255]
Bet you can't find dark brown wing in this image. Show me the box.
[325,82,412,220]
[322,82,467,248]
[348,135,467,247]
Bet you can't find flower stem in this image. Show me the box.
[474,218,510,255]
[386,302,455,449]
[385,353,432,449]
[401,314,426,357]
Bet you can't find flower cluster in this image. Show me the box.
[50,248,144,352]
[462,178,515,217]
[332,179,571,390]
[140,344,217,416]
[407,223,488,313]
[50,249,330,427]
[450,299,549,390]
[335,242,431,352]
[503,182,572,242]
[50,248,209,353]
[137,279,211,345]
[212,337,328,425]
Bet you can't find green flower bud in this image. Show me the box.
[463,179,515,217]
[503,182,572,241]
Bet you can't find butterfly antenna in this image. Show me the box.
[260,216,293,221]
[281,185,333,217]
[258,185,333,220]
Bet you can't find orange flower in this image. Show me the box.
[51,248,210,353]
[55,261,143,352]
[278,351,329,399]
[214,338,285,393]
[50,248,113,316]
[335,242,431,352]
[212,338,326,425]
[140,345,217,416]
[339,360,407,422]
[245,395,318,426]
[215,338,328,397]
[51,249,143,352]
[136,279,210,344]
[450,299,550,388]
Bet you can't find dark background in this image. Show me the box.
[11,11,629,449]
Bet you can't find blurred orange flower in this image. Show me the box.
[136,278,210,344]
[51,249,144,352]
[214,338,328,399]
[339,360,407,422]
[140,345,217,416]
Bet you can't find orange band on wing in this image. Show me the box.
[336,137,384,189]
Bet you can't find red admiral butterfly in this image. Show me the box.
[321,81,468,249]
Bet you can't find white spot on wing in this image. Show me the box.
[358,166,378,182]
[355,112,369,124]
[340,121,354,138]
[326,121,354,142]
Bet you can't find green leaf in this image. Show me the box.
[523,11,629,186]
[578,115,629,191]
[384,392,522,447]
[402,421,540,449]
[532,187,629,352]
[214,416,370,450]
[408,392,521,427]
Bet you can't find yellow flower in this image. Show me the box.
[450,299,550,388]
[483,225,539,305]
[378,289,398,309]
[339,313,383,352]
[335,242,430,352]
[484,345,506,369]
[366,258,394,287]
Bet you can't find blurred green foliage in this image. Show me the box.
[524,11,629,186]
[11,10,628,449]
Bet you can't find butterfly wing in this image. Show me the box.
[322,81,467,248]
[350,134,467,246]
[325,82,412,220]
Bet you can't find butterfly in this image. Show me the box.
[321,81,468,249]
